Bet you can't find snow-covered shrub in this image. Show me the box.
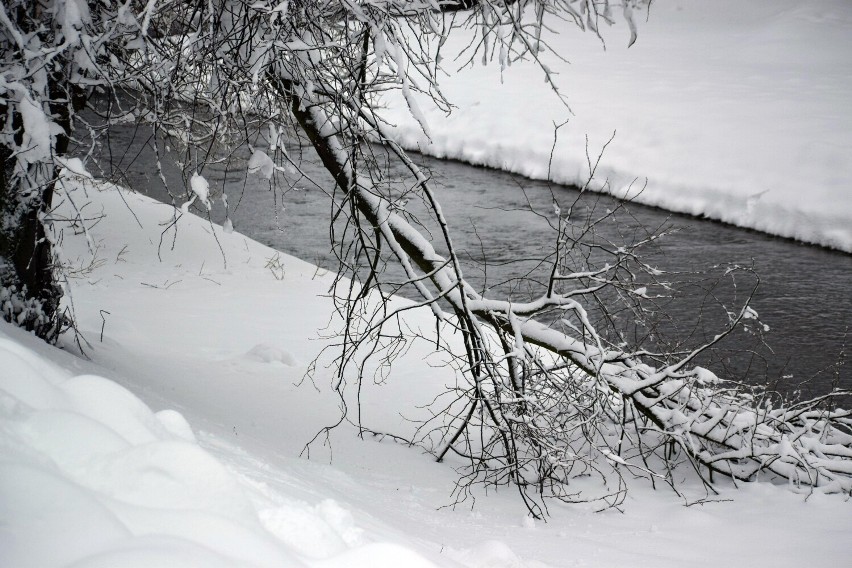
[0,283,60,341]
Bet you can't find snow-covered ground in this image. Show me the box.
[2,181,850,567]
[381,0,852,252]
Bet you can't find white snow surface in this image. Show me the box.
[2,181,850,567]
[380,0,852,251]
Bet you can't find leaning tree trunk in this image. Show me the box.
[0,150,63,342]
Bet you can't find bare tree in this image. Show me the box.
[4,0,849,514]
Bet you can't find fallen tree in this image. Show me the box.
[260,1,852,514]
[283,81,852,514]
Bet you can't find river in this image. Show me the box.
[80,124,851,399]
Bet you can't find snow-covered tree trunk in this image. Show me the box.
[280,60,852,515]
[0,2,71,340]
[1,0,143,340]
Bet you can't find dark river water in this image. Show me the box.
[80,124,851,400]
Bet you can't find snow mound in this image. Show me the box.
[244,343,299,366]
[259,499,364,559]
[0,323,433,567]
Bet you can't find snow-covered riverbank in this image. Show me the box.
[2,2,851,564]
[2,181,850,566]
[381,0,852,252]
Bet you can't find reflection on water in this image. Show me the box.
[79,124,851,398]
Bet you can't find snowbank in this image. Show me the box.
[380,0,852,252]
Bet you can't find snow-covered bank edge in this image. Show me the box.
[0,179,449,566]
[380,0,852,253]
[387,132,852,254]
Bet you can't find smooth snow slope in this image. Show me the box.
[381,0,852,251]
[2,178,850,566]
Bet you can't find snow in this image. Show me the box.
[2,180,850,567]
[3,2,852,564]
[380,0,852,252]
[184,171,212,212]
[18,96,64,163]
[57,0,90,47]
[248,149,276,179]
